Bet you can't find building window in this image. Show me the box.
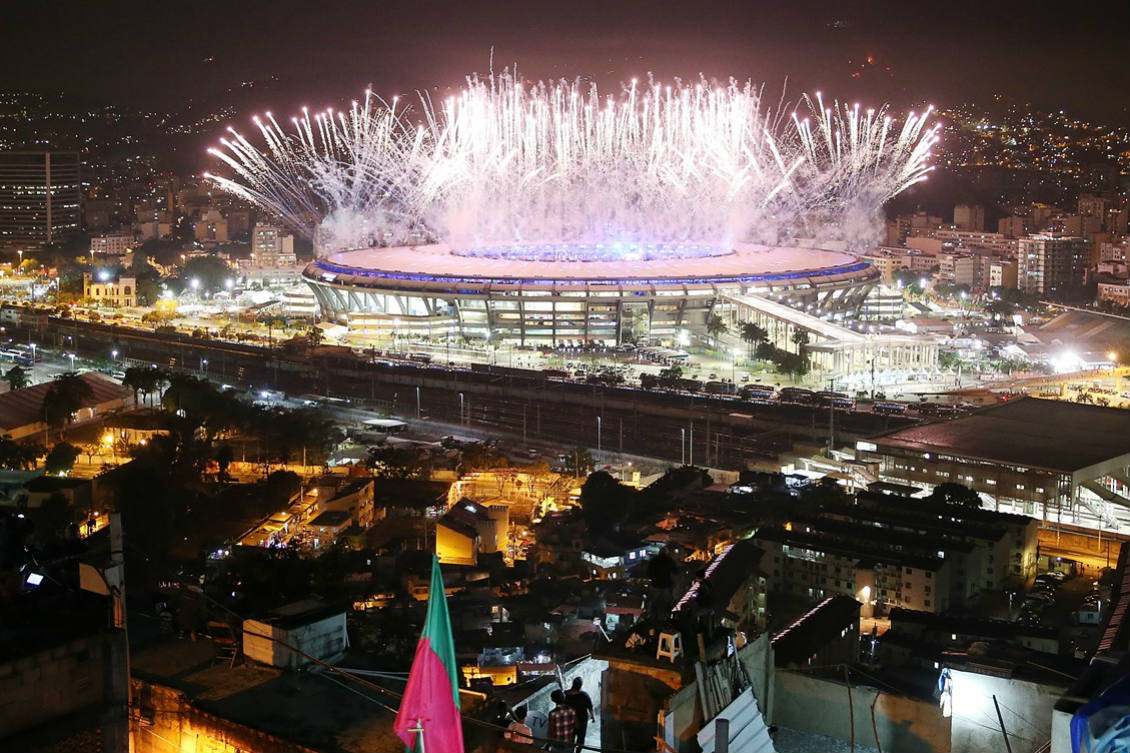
[924,600,931,608]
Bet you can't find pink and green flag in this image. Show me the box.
[395,556,463,752]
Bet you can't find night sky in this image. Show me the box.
[4,0,1128,121]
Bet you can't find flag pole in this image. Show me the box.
[412,717,426,753]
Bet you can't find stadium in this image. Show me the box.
[303,241,879,344]
[209,73,937,348]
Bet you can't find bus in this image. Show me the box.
[817,391,855,410]
[914,402,958,417]
[779,387,817,405]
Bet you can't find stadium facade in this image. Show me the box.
[303,242,879,345]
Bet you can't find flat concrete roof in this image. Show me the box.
[872,397,1130,473]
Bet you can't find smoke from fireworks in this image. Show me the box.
[205,72,938,255]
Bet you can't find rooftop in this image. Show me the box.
[756,526,946,572]
[130,637,403,752]
[313,242,867,287]
[307,509,352,528]
[869,397,1130,473]
[0,371,130,432]
[772,595,861,667]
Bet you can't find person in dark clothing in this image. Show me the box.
[646,546,679,618]
[564,677,595,752]
[492,700,513,740]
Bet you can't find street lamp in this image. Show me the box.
[111,349,119,359]
[596,415,602,452]
[29,343,36,363]
[201,358,208,376]
[458,392,465,425]
[67,352,75,371]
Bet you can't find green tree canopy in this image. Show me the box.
[0,434,42,470]
[43,441,82,475]
[928,482,982,509]
[4,365,29,390]
[181,254,233,293]
[579,470,635,535]
[41,374,94,432]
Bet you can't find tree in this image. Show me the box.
[563,446,595,476]
[459,443,508,473]
[182,255,233,293]
[774,350,810,382]
[656,365,683,389]
[263,470,302,508]
[368,444,433,479]
[791,329,810,351]
[939,351,962,370]
[578,470,635,535]
[124,365,168,407]
[34,492,73,545]
[41,374,94,434]
[801,476,848,508]
[4,365,29,390]
[928,482,982,509]
[0,434,42,470]
[705,313,728,346]
[43,441,82,475]
[307,326,324,348]
[740,322,768,357]
[215,444,235,480]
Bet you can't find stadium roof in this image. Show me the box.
[871,397,1130,473]
[315,242,864,285]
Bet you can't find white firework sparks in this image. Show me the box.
[206,71,938,254]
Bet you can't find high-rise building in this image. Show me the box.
[1017,234,1088,297]
[251,223,297,267]
[0,151,81,249]
[1077,194,1113,222]
[953,204,985,232]
[998,215,1033,239]
[937,251,976,288]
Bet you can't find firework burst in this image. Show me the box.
[206,71,938,254]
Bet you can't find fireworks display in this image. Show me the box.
[206,72,938,255]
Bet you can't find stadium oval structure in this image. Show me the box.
[303,241,878,345]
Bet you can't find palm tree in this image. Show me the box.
[705,313,728,348]
[740,322,768,357]
[791,328,810,353]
